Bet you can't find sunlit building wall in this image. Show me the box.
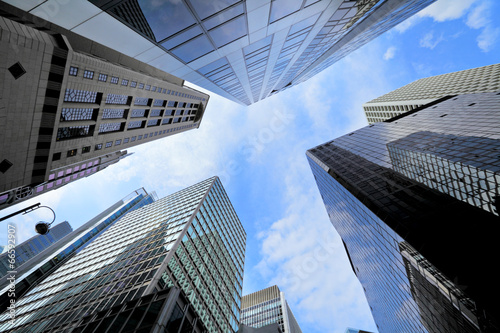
[307,91,500,332]
[363,63,500,123]
[241,285,302,333]
[4,0,435,105]
[0,177,246,333]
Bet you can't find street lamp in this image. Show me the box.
[0,203,56,235]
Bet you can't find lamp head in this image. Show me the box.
[35,222,50,235]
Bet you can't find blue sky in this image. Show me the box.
[1,0,499,332]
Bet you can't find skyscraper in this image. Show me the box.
[0,3,209,211]
[0,176,246,333]
[0,221,73,281]
[241,285,302,333]
[0,188,155,316]
[363,63,500,123]
[4,0,436,105]
[307,91,500,332]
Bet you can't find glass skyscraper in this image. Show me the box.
[0,221,73,282]
[4,0,435,105]
[307,91,500,332]
[0,3,209,212]
[0,176,246,333]
[241,285,302,333]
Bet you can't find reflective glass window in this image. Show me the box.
[202,3,244,30]
[171,35,214,63]
[161,26,203,49]
[270,0,302,23]
[208,16,247,47]
[139,0,196,41]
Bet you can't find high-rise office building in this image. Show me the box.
[0,176,246,333]
[363,63,500,123]
[0,221,73,281]
[241,285,302,333]
[0,188,155,314]
[307,91,500,332]
[0,4,209,212]
[4,0,435,105]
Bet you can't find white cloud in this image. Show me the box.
[476,25,500,52]
[395,0,478,32]
[395,0,499,52]
[465,0,500,51]
[418,0,478,22]
[383,46,396,60]
[419,30,445,49]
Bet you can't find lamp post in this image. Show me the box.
[0,203,56,235]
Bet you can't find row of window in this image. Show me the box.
[53,124,197,162]
[68,66,206,102]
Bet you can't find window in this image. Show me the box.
[123,138,129,144]
[98,73,108,82]
[95,143,103,150]
[67,149,77,157]
[152,86,157,92]
[115,139,122,145]
[64,89,98,103]
[128,120,143,129]
[57,125,94,140]
[82,146,91,153]
[110,76,119,84]
[131,136,136,142]
[8,62,26,79]
[60,108,96,121]
[130,81,137,88]
[138,83,144,89]
[69,66,78,76]
[121,79,129,86]
[106,94,129,105]
[52,152,61,161]
[145,85,151,91]
[99,122,123,133]
[105,141,113,148]
[83,70,94,79]
[0,159,13,173]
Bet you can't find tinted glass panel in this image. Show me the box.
[138,0,196,41]
[189,0,239,20]
[161,25,203,49]
[270,0,302,23]
[203,3,244,30]
[171,35,214,62]
[208,16,247,47]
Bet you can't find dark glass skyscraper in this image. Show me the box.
[4,0,436,105]
[307,91,500,332]
[0,177,246,333]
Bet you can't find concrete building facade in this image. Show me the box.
[0,3,209,211]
